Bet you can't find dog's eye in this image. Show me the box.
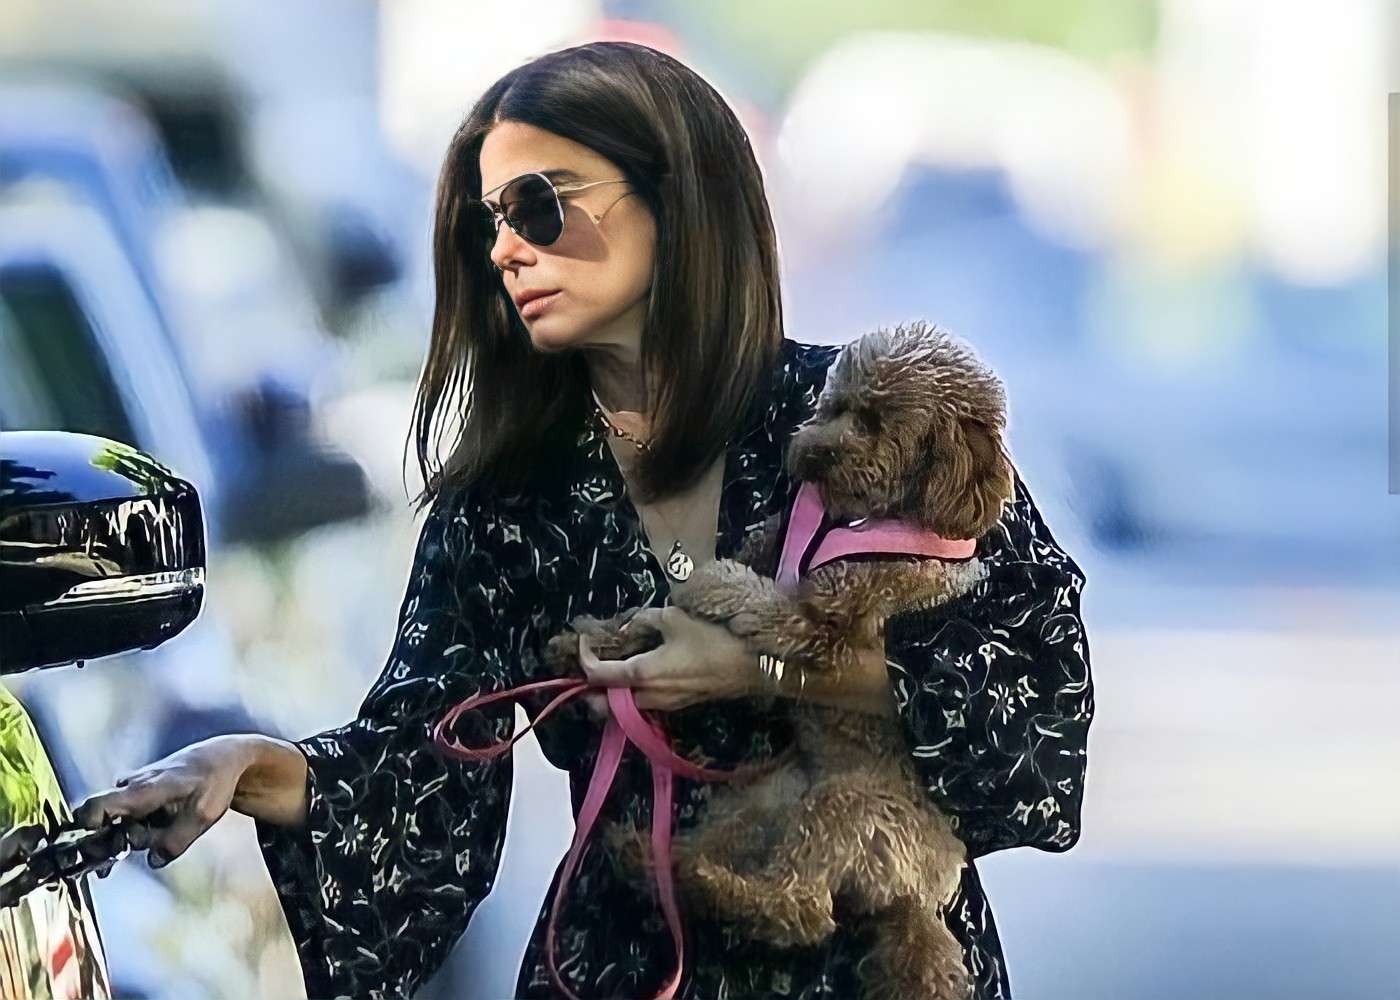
[855,410,880,434]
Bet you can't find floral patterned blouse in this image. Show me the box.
[255,337,1096,1000]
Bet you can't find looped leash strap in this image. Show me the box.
[433,680,752,1000]
[432,677,589,763]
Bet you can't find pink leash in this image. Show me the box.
[432,677,752,999]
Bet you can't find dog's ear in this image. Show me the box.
[915,416,1013,539]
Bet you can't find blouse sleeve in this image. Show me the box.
[882,469,1095,860]
[254,493,522,1000]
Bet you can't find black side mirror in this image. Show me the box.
[0,431,206,674]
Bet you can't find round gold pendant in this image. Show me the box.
[664,541,694,582]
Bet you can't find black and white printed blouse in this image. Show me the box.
[255,337,1096,1000]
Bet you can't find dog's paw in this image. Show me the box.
[584,613,663,660]
[542,630,583,678]
[692,557,767,592]
[543,613,663,677]
[671,559,777,622]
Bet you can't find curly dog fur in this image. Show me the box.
[544,320,1014,1000]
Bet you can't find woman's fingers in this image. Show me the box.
[576,605,737,713]
[578,633,650,687]
[71,792,115,829]
[78,785,212,868]
[623,606,666,631]
[73,778,180,830]
[624,605,687,643]
[67,743,245,872]
[124,821,162,854]
[146,815,208,869]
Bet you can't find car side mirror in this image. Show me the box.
[0,431,206,674]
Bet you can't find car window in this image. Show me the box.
[0,301,58,431]
[0,263,137,446]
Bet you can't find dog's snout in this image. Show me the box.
[795,443,837,478]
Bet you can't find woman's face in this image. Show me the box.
[478,121,657,357]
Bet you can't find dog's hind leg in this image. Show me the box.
[607,806,836,949]
[680,854,838,949]
[783,775,970,997]
[858,895,972,1000]
[671,780,839,948]
[788,773,966,910]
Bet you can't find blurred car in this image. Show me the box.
[801,161,1400,588]
[0,197,221,531]
[1,430,210,999]
[0,182,374,544]
[0,81,376,546]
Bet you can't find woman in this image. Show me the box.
[75,41,1094,1000]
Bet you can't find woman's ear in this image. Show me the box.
[916,417,1013,539]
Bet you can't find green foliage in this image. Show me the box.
[0,684,66,830]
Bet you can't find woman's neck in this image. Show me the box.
[582,343,649,415]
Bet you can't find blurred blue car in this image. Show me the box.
[813,163,1400,594]
[0,82,373,546]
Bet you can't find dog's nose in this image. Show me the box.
[799,445,836,475]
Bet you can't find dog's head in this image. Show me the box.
[786,320,1013,539]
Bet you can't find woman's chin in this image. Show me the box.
[527,323,579,353]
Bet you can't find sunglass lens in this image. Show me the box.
[501,174,564,245]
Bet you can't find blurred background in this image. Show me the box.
[1,1,1397,997]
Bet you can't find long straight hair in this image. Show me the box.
[410,41,784,513]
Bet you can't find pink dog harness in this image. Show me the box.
[775,479,977,595]
[429,478,976,999]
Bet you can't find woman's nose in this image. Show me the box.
[489,221,535,271]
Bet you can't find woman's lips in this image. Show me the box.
[520,290,562,318]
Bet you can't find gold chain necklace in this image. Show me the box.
[591,389,694,582]
[590,387,653,450]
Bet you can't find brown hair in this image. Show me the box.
[409,41,784,512]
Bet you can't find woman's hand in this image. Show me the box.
[578,604,763,715]
[71,734,299,870]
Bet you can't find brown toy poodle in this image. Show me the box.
[544,319,1014,1000]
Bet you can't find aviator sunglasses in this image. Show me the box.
[471,171,634,250]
